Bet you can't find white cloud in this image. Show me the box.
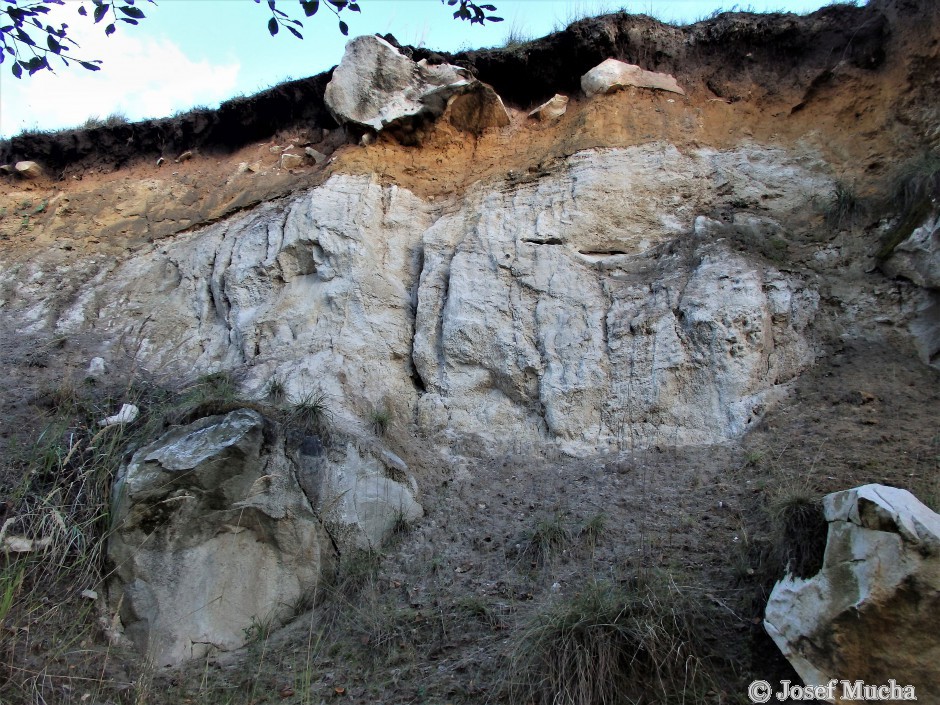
[0,8,240,136]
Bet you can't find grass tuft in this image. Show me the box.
[507,576,715,705]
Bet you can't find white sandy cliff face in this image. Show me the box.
[0,143,832,454]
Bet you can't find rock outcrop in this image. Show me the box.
[764,485,940,703]
[9,144,828,455]
[109,409,335,666]
[581,59,685,97]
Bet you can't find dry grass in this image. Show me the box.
[506,575,717,705]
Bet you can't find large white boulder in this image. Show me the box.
[581,58,685,97]
[764,484,940,703]
[884,213,940,289]
[109,409,335,666]
[325,35,474,132]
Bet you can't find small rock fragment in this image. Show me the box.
[528,94,569,121]
[0,164,13,175]
[87,357,106,377]
[360,132,375,147]
[99,403,139,427]
[14,161,43,179]
[280,152,304,169]
[156,157,165,167]
[305,147,327,164]
[175,150,193,163]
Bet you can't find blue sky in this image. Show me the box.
[1,0,846,138]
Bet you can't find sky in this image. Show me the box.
[0,0,849,138]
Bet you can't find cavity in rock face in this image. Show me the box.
[108,409,335,666]
[764,484,940,703]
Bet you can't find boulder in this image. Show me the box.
[764,484,940,703]
[528,94,569,121]
[296,441,423,552]
[581,59,685,97]
[14,161,43,179]
[109,409,335,666]
[446,82,511,134]
[324,35,473,132]
[883,213,940,289]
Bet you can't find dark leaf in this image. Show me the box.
[119,17,138,24]
[12,61,22,78]
[48,0,66,5]
[447,0,458,5]
[328,0,347,9]
[480,4,496,10]
[287,18,302,26]
[78,5,87,16]
[93,4,108,23]
[15,28,35,46]
[300,0,319,16]
[46,35,60,53]
[339,19,348,35]
[349,2,360,11]
[61,55,69,66]
[268,0,275,8]
[105,22,115,35]
[487,15,503,21]
[286,25,302,39]
[118,5,145,18]
[79,60,101,71]
[273,8,287,17]
[267,16,278,35]
[0,52,4,65]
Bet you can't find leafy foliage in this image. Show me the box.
[2,0,501,78]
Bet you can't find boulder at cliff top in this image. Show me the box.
[581,59,685,97]
[14,161,43,179]
[764,484,940,703]
[325,35,473,132]
[109,409,335,666]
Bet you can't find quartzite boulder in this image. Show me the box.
[109,409,335,666]
[764,484,940,703]
[14,161,43,179]
[325,34,509,136]
[581,59,685,97]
